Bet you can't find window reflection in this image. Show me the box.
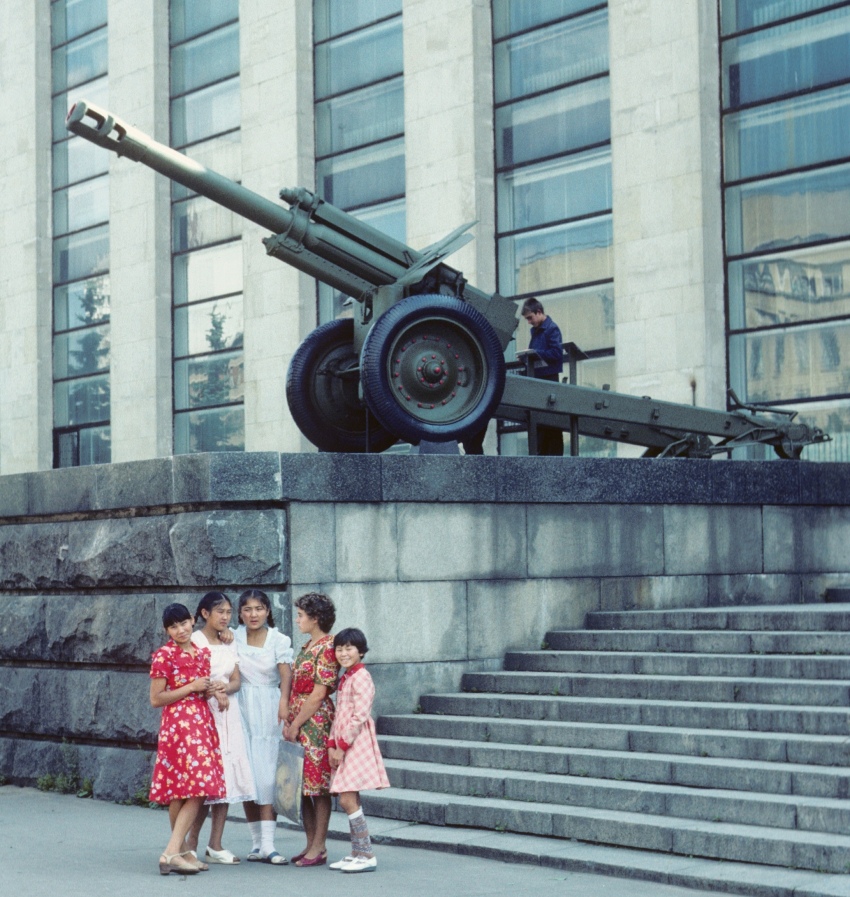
[492,0,602,38]
[314,0,401,40]
[174,406,245,453]
[315,18,403,99]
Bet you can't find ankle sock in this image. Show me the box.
[348,808,373,856]
[260,819,277,856]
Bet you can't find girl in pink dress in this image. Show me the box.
[149,603,225,876]
[327,628,389,874]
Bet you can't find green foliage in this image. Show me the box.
[0,774,7,786]
[37,773,56,792]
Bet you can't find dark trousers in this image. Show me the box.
[535,373,564,456]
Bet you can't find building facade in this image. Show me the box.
[1,0,847,474]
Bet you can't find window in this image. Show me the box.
[313,0,405,322]
[51,0,110,467]
[170,0,244,453]
[721,0,850,459]
[493,0,614,456]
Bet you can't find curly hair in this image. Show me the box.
[293,591,336,633]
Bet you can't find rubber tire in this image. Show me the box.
[286,318,397,453]
[360,294,506,444]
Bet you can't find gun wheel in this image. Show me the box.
[360,294,506,444]
[286,318,397,452]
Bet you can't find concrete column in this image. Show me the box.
[108,0,173,461]
[241,0,317,453]
[609,0,725,408]
[0,3,53,473]
[402,0,497,293]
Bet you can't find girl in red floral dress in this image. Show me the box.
[149,603,225,875]
[283,592,340,867]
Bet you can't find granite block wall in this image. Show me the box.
[0,453,848,800]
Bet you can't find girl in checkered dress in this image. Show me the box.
[327,628,389,874]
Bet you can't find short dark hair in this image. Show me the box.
[238,588,275,628]
[521,297,544,316]
[195,591,231,622]
[333,627,368,658]
[294,591,336,633]
[162,602,192,629]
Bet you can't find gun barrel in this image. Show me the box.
[66,99,410,296]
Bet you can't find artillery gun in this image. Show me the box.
[67,100,829,459]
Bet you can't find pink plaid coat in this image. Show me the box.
[329,665,390,794]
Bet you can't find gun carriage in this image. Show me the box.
[67,100,829,459]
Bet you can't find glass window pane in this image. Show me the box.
[730,319,850,403]
[171,132,241,201]
[52,0,108,45]
[171,24,239,95]
[78,425,111,465]
[53,175,108,236]
[52,29,107,92]
[174,406,245,453]
[498,147,611,232]
[499,215,613,294]
[494,10,608,102]
[496,77,610,168]
[174,352,244,410]
[493,0,603,38]
[174,296,244,357]
[53,224,109,284]
[53,135,110,187]
[722,7,850,109]
[315,19,403,99]
[316,78,403,155]
[173,241,243,305]
[54,374,110,426]
[54,275,110,332]
[174,241,242,305]
[172,195,241,252]
[725,162,850,256]
[724,84,850,182]
[770,399,850,461]
[316,138,405,209]
[53,75,108,137]
[721,0,841,35]
[54,324,110,378]
[171,77,240,147]
[314,0,401,40]
[728,243,850,330]
[170,0,238,43]
[515,284,615,353]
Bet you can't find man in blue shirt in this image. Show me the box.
[521,297,564,456]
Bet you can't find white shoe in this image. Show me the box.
[340,855,377,873]
[206,847,240,864]
[329,855,356,870]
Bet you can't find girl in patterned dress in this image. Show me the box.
[283,592,340,867]
[149,602,225,876]
[327,628,389,874]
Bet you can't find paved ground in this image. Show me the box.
[0,785,748,897]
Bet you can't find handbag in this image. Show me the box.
[272,739,304,825]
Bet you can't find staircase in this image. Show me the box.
[368,604,850,889]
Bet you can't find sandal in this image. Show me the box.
[159,853,199,875]
[247,847,263,862]
[182,850,209,871]
[206,846,240,865]
[262,851,288,865]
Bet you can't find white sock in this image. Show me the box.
[348,808,364,821]
[260,819,277,856]
[247,820,262,851]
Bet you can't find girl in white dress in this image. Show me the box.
[185,592,256,865]
[234,588,293,865]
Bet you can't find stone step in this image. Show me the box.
[462,670,850,706]
[419,692,850,735]
[545,628,850,655]
[505,649,850,679]
[378,713,850,767]
[377,734,850,799]
[584,604,850,632]
[361,786,850,873]
[381,758,850,835]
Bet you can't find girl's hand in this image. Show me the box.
[215,693,230,711]
[328,747,344,768]
[191,677,211,693]
[283,722,300,743]
[277,697,289,725]
[219,629,235,645]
